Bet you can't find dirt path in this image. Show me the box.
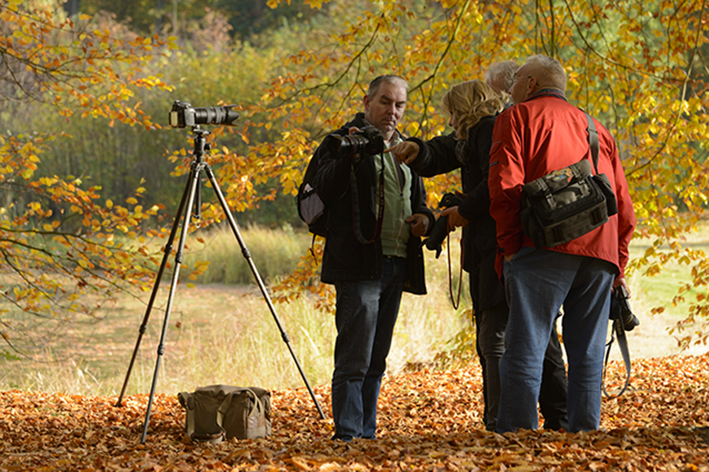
[604,305,708,362]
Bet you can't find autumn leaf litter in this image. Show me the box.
[1,354,708,471]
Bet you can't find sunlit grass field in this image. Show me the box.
[0,224,471,396]
[1,222,707,396]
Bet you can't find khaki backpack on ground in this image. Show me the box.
[177,385,271,443]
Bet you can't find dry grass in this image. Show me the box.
[2,224,708,396]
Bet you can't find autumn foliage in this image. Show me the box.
[1,0,709,368]
[0,0,177,356]
[2,1,708,467]
[1,354,708,470]
[245,0,709,348]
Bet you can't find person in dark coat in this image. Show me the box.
[312,75,434,441]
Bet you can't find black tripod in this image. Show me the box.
[116,125,325,443]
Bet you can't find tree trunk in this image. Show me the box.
[64,0,79,17]
[155,0,165,36]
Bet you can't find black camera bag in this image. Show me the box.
[520,112,617,248]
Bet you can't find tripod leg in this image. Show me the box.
[140,165,203,443]
[116,175,192,407]
[204,165,326,420]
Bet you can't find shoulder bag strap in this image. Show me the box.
[177,392,195,437]
[584,111,600,174]
[537,176,558,210]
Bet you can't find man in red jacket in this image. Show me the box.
[488,55,636,433]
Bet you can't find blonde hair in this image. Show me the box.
[441,80,505,140]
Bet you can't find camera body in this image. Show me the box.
[324,125,385,159]
[610,285,640,331]
[424,193,463,258]
[169,100,239,128]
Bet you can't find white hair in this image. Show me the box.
[524,55,567,94]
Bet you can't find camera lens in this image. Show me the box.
[193,106,239,126]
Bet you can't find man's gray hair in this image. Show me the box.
[367,75,408,98]
[485,60,519,92]
[524,55,567,94]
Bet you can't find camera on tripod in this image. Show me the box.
[425,192,463,258]
[169,100,240,128]
[324,125,385,158]
[610,284,640,331]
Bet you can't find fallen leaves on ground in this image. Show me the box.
[2,354,708,471]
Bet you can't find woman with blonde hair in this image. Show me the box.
[442,80,504,140]
[388,79,568,432]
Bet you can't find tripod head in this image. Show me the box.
[190,125,211,162]
[188,126,212,222]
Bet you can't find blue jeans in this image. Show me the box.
[497,247,614,433]
[331,256,406,440]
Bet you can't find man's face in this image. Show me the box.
[363,81,407,141]
[510,65,537,104]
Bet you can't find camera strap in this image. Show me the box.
[350,153,385,245]
[602,318,632,397]
[446,231,463,310]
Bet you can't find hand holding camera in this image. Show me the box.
[610,284,640,331]
[424,192,463,258]
[324,125,385,159]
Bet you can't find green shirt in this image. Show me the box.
[375,136,413,258]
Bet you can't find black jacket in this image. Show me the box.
[313,113,433,294]
[408,114,504,311]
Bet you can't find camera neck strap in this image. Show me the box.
[350,153,386,245]
[602,318,632,397]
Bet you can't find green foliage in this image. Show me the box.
[0,227,469,394]
[66,0,322,40]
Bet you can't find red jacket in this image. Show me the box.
[488,90,636,279]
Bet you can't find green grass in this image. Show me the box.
[182,223,310,285]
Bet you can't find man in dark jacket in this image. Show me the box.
[312,75,434,441]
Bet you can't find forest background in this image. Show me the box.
[1,0,709,395]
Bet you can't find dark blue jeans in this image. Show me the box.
[331,256,406,440]
[497,247,614,433]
